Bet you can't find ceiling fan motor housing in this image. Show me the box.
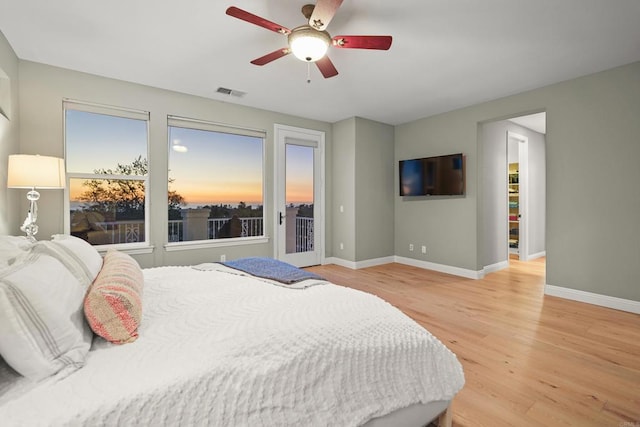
[288,25,332,62]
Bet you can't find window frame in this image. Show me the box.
[165,115,268,250]
[63,99,151,253]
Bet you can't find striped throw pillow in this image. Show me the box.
[0,252,92,380]
[35,235,103,289]
[84,250,143,344]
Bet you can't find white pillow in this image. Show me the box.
[35,234,104,287]
[0,236,33,269]
[0,252,92,381]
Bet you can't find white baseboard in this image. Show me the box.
[323,256,640,315]
[323,256,394,270]
[355,256,396,269]
[545,284,640,314]
[325,255,482,279]
[483,260,509,275]
[323,257,356,269]
[527,251,546,260]
[394,256,483,279]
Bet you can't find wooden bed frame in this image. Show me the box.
[438,406,452,427]
[363,400,452,427]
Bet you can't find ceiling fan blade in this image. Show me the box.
[309,0,344,30]
[315,56,339,78]
[251,48,291,66]
[332,35,393,50]
[226,6,291,35]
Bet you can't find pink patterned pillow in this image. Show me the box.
[84,250,143,344]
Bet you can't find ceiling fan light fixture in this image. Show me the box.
[226,4,392,78]
[288,26,331,62]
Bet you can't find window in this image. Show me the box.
[64,101,149,246]
[167,116,265,243]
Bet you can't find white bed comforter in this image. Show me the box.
[0,265,464,426]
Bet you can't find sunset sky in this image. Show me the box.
[66,110,313,206]
[169,126,264,206]
[285,144,314,206]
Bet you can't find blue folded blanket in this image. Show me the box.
[220,257,325,284]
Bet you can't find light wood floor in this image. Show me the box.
[308,258,640,426]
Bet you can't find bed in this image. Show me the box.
[0,235,464,426]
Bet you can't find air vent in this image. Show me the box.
[216,87,246,98]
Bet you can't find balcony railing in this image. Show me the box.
[86,216,314,253]
[168,220,183,243]
[208,217,264,239]
[91,221,144,245]
[295,217,314,252]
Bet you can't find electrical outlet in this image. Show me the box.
[421,245,427,254]
[340,242,344,250]
[409,244,414,251]
[220,254,226,262]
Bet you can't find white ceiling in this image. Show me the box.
[508,112,546,135]
[1,1,639,125]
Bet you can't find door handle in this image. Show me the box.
[279,211,284,225]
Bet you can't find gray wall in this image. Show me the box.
[0,31,19,235]
[397,61,640,302]
[527,128,546,256]
[354,118,394,261]
[480,121,509,267]
[331,118,356,261]
[331,117,394,262]
[480,120,546,267]
[16,61,333,268]
[395,116,477,269]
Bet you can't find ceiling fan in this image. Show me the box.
[226,0,392,79]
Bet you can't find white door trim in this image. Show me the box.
[274,124,325,266]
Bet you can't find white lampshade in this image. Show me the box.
[288,26,331,62]
[7,154,66,189]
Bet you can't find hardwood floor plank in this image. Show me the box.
[308,259,640,426]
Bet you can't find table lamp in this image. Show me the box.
[7,154,65,241]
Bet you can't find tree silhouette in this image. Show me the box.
[78,156,185,220]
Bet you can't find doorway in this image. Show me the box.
[274,124,325,267]
[479,112,546,274]
[507,131,528,261]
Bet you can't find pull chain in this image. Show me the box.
[307,62,311,84]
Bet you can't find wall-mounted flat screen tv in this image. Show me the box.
[399,153,465,196]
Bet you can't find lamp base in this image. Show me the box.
[20,188,39,241]
[20,219,38,242]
